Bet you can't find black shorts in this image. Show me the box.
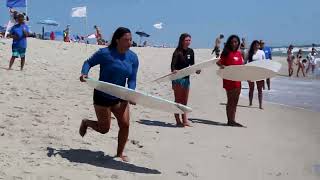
[212,46,220,55]
[93,90,125,107]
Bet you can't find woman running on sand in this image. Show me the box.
[287,45,294,77]
[216,35,245,127]
[296,49,305,77]
[247,40,266,109]
[79,27,139,162]
[171,33,200,127]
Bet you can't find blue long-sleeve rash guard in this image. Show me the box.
[81,47,139,99]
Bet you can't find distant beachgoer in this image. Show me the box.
[216,35,245,127]
[94,25,104,45]
[132,41,137,47]
[79,27,139,162]
[211,34,224,58]
[295,49,305,77]
[171,33,201,127]
[8,14,30,71]
[50,31,55,40]
[63,25,70,42]
[260,40,272,90]
[143,41,147,47]
[306,48,318,74]
[240,37,247,59]
[247,40,265,109]
[287,45,294,77]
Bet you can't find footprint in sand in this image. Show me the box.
[6,114,19,118]
[176,171,189,176]
[130,140,144,148]
[111,174,119,179]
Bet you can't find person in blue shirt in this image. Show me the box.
[260,40,272,90]
[79,27,139,162]
[8,14,30,71]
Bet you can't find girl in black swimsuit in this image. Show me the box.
[296,49,305,77]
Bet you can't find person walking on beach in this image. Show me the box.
[171,33,200,127]
[216,35,245,127]
[50,31,55,40]
[306,48,318,74]
[295,49,306,77]
[94,25,104,45]
[260,40,272,90]
[287,45,294,77]
[240,37,247,59]
[79,27,139,162]
[8,14,30,71]
[247,40,266,109]
[211,34,224,58]
[63,25,70,42]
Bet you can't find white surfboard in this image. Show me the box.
[85,78,192,113]
[217,60,282,81]
[153,58,219,83]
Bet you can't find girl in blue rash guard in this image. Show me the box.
[79,27,139,162]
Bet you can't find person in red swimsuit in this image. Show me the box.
[216,35,245,127]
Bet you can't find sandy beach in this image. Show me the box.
[0,39,319,180]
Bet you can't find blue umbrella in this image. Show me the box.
[135,31,150,46]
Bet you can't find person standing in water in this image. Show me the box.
[171,33,200,127]
[211,34,224,58]
[306,48,318,74]
[247,40,266,109]
[79,27,139,162]
[216,35,245,127]
[8,14,30,71]
[296,49,306,77]
[260,40,272,90]
[287,45,294,77]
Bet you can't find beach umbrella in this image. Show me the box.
[135,31,150,37]
[37,19,59,39]
[37,19,59,26]
[135,31,150,46]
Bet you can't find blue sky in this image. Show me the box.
[1,0,319,48]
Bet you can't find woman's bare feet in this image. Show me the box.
[116,154,129,162]
[79,119,88,137]
[183,123,192,127]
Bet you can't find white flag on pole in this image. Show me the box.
[4,20,15,38]
[153,22,164,30]
[71,6,87,17]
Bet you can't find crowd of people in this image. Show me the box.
[3,17,319,160]
[287,45,318,77]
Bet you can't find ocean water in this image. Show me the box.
[241,76,320,112]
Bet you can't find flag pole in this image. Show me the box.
[85,7,88,50]
[25,0,28,17]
